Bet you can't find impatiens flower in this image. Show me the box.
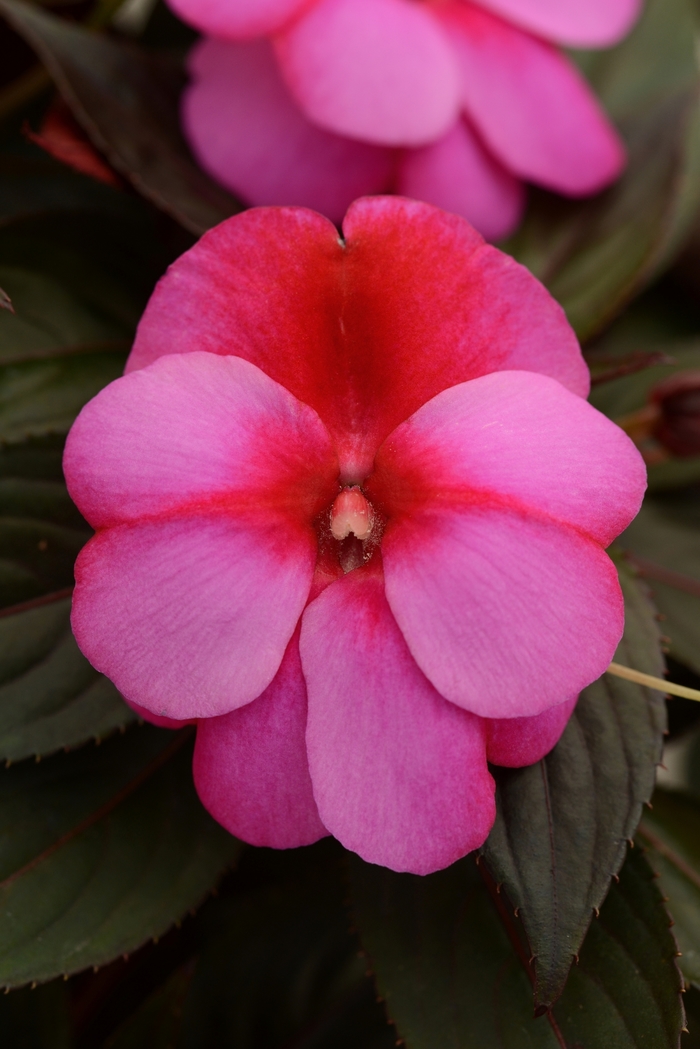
[168,0,640,239]
[64,198,646,874]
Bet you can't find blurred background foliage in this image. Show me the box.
[1,0,700,1046]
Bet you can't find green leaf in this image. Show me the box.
[480,565,667,1008]
[0,591,135,763]
[104,967,193,1049]
[638,789,700,988]
[0,724,241,988]
[621,490,700,675]
[0,0,240,235]
[170,844,394,1049]
[350,847,683,1049]
[0,438,90,610]
[507,0,700,340]
[0,980,72,1049]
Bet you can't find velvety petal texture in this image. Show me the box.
[194,634,328,847]
[470,0,641,47]
[168,0,309,38]
[301,565,495,874]
[441,4,625,195]
[396,119,525,243]
[485,696,578,767]
[66,352,337,720]
[275,0,461,146]
[128,199,588,478]
[183,39,393,223]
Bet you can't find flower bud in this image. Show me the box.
[650,370,700,458]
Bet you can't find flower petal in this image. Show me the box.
[396,118,525,242]
[183,39,393,224]
[71,513,316,720]
[193,633,328,848]
[128,198,587,478]
[274,0,460,146]
[368,371,646,548]
[64,351,337,529]
[125,700,194,729]
[469,0,641,47]
[380,508,624,719]
[300,563,495,874]
[486,697,578,766]
[167,0,309,39]
[440,3,625,195]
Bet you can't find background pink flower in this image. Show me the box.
[169,0,640,239]
[63,198,646,874]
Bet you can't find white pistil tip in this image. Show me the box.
[330,486,374,541]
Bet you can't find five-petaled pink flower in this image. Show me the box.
[168,0,640,239]
[64,198,646,874]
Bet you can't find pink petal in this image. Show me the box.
[128,198,588,479]
[64,352,337,528]
[440,4,625,195]
[183,39,393,224]
[486,697,578,767]
[71,513,316,720]
[193,633,328,848]
[125,700,194,729]
[379,508,624,719]
[368,371,647,548]
[300,563,495,874]
[166,0,309,39]
[468,0,641,47]
[396,118,525,242]
[274,0,460,146]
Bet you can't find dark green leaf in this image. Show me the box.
[0,435,90,609]
[621,490,700,675]
[0,980,72,1049]
[104,967,193,1049]
[0,724,241,987]
[0,591,135,762]
[507,0,700,340]
[638,789,700,987]
[480,565,667,1008]
[350,847,683,1049]
[0,0,240,235]
[171,844,394,1049]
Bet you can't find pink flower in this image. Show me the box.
[63,198,646,874]
[169,0,639,239]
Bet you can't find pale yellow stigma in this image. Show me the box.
[330,486,374,541]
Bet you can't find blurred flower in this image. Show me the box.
[168,0,639,238]
[64,198,646,873]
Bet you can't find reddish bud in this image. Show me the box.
[651,370,700,457]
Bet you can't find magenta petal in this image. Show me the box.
[72,513,316,720]
[396,118,524,242]
[486,697,578,767]
[183,39,393,224]
[64,352,337,529]
[167,0,309,38]
[441,4,625,195]
[125,700,194,729]
[275,0,460,146]
[193,634,328,848]
[381,508,624,719]
[468,0,641,47]
[369,371,647,548]
[300,565,495,874]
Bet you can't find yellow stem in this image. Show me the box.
[607,661,700,701]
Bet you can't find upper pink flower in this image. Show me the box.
[169,0,640,238]
[63,198,646,874]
